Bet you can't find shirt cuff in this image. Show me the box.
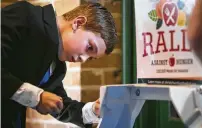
[11,83,44,108]
[82,102,100,124]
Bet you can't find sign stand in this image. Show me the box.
[98,84,202,128]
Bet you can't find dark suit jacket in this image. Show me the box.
[1,1,92,128]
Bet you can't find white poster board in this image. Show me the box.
[135,0,202,85]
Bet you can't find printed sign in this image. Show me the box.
[135,0,202,85]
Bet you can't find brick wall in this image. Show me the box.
[1,0,122,128]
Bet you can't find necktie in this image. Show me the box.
[39,68,51,85]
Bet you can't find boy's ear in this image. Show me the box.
[72,16,87,31]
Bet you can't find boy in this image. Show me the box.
[188,0,202,64]
[1,1,117,128]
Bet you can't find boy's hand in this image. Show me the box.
[36,91,64,115]
[92,99,100,117]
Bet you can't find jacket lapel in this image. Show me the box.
[42,4,60,45]
[36,4,60,85]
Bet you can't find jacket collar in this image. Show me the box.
[42,4,60,45]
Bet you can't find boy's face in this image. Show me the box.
[58,16,106,62]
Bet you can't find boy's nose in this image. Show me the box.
[78,54,89,62]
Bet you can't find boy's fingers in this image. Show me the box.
[94,102,100,115]
[57,100,64,110]
[96,103,100,110]
[95,99,100,103]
